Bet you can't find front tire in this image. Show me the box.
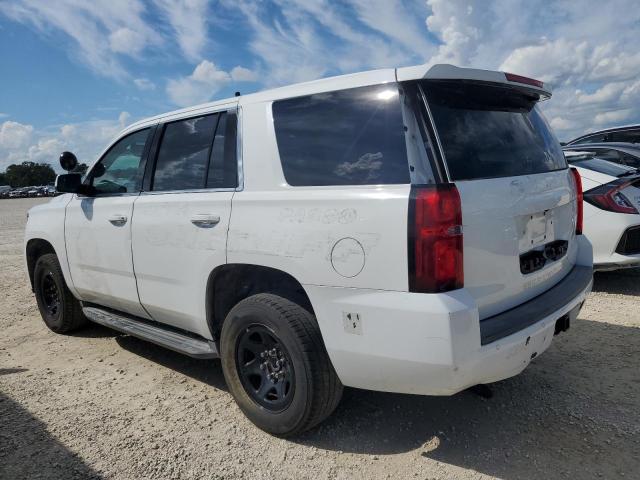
[33,253,86,333]
[220,294,342,437]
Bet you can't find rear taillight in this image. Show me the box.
[584,180,639,215]
[570,168,584,234]
[504,72,544,89]
[408,184,463,293]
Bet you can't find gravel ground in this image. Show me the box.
[1,197,638,480]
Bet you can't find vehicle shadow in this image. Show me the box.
[292,316,639,479]
[69,322,121,338]
[0,392,103,479]
[592,268,640,295]
[115,335,228,391]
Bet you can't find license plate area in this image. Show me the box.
[519,210,555,251]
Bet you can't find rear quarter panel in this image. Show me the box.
[227,101,411,290]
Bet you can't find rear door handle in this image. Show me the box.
[108,214,128,226]
[190,214,220,228]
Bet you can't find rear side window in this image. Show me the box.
[273,84,410,186]
[152,112,238,191]
[422,81,567,181]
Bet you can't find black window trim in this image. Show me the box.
[142,107,242,195]
[80,126,157,198]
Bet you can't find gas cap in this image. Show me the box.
[330,237,365,278]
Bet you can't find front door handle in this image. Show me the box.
[190,214,220,228]
[108,214,128,226]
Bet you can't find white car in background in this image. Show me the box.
[565,151,640,270]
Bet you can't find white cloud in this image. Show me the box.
[109,27,146,55]
[154,0,209,61]
[0,0,160,79]
[594,109,633,126]
[166,61,256,107]
[0,113,9,119]
[167,61,230,107]
[230,66,258,82]
[0,121,33,150]
[134,78,156,91]
[0,113,131,172]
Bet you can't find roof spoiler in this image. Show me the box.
[396,64,552,99]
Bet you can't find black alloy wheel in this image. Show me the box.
[236,325,295,412]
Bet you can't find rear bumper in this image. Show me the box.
[306,265,592,396]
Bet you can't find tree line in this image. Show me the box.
[0,161,88,188]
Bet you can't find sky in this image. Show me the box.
[1,0,640,172]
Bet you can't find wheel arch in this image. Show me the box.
[25,238,58,291]
[206,263,315,339]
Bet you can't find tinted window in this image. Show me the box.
[621,152,640,168]
[591,149,623,162]
[153,114,218,191]
[273,84,409,186]
[572,134,606,145]
[91,128,150,194]
[423,81,566,181]
[608,129,640,143]
[206,112,238,188]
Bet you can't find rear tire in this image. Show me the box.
[220,293,342,437]
[33,253,86,333]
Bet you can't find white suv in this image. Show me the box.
[25,64,593,436]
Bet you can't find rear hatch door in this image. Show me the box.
[421,80,579,319]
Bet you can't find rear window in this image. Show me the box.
[273,84,410,186]
[422,81,567,181]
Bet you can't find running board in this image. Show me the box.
[83,307,219,359]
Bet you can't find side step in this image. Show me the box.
[83,307,219,359]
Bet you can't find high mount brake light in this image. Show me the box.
[504,72,544,89]
[570,168,584,234]
[584,179,639,215]
[408,184,464,293]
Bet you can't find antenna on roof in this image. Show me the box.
[235,91,241,97]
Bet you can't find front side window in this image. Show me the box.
[422,81,567,181]
[90,128,150,195]
[273,84,410,186]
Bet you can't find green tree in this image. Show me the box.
[0,171,7,186]
[4,161,57,187]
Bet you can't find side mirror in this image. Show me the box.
[55,173,82,194]
[59,151,78,172]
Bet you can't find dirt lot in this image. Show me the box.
[1,197,638,480]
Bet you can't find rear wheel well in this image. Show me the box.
[207,264,314,339]
[26,239,56,290]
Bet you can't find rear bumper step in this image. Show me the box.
[83,307,219,359]
[480,265,593,345]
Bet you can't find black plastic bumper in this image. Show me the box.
[480,265,593,346]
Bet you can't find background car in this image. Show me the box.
[565,124,640,146]
[565,151,640,270]
[563,142,640,168]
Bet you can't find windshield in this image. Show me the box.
[422,81,567,181]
